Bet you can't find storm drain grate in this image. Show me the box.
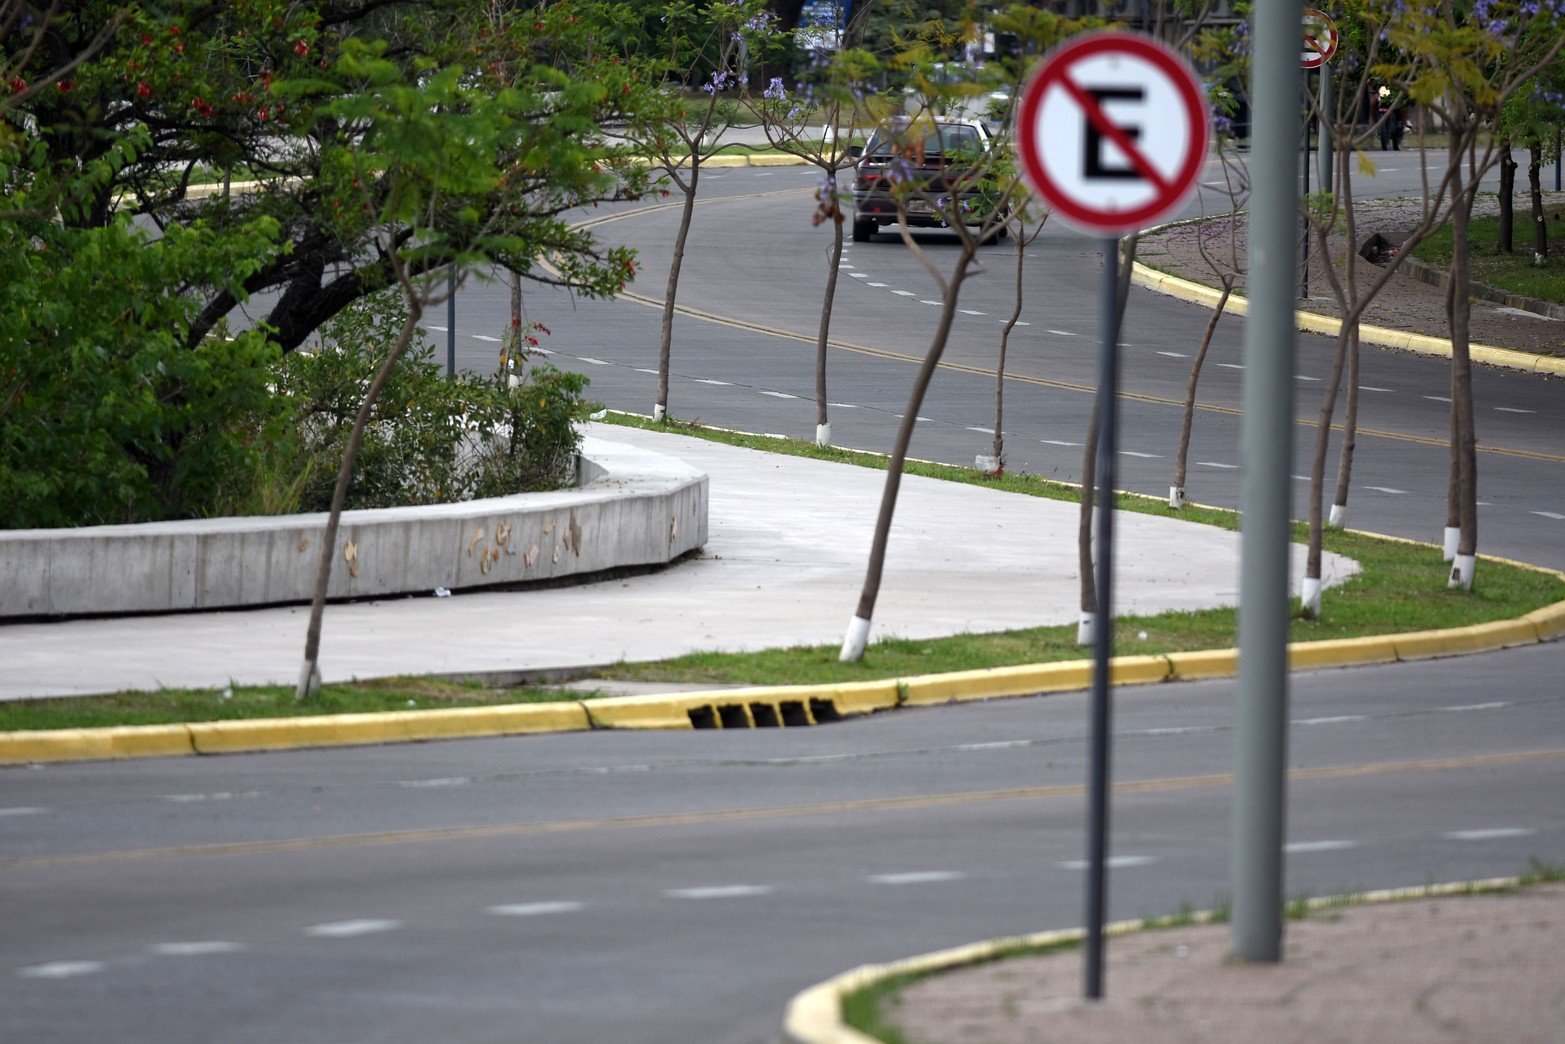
[686,699,838,729]
[716,704,751,729]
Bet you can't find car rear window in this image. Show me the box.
[865,123,981,159]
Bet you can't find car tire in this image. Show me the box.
[852,218,875,243]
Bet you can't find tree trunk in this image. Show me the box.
[840,249,976,661]
[656,159,699,421]
[1497,141,1516,253]
[992,217,1028,464]
[1077,399,1099,643]
[1172,276,1232,508]
[1303,312,1354,616]
[1329,323,1361,527]
[1529,143,1547,266]
[1444,269,1461,561]
[298,298,426,698]
[815,200,844,446]
[1448,182,1479,589]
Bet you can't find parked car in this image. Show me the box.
[850,117,1003,243]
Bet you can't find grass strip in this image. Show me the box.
[1411,207,1565,306]
[3,415,1560,731]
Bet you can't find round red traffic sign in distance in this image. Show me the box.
[1015,32,1210,238]
[1300,7,1339,69]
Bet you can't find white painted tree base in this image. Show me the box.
[839,615,872,662]
[653,403,667,422]
[1301,576,1323,617]
[1448,553,1476,590]
[816,423,832,448]
[1328,503,1347,528]
[1076,612,1095,646]
[975,454,1002,475]
[297,660,321,699]
[1442,526,1460,562]
[1168,485,1185,509]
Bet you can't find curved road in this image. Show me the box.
[5,155,1563,1042]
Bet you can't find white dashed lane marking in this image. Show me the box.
[849,272,868,278]
[578,357,609,366]
[1294,715,1367,726]
[1198,461,1238,469]
[866,871,967,885]
[966,426,995,434]
[828,402,859,409]
[1057,856,1157,871]
[0,806,47,816]
[304,919,402,938]
[868,282,889,287]
[470,334,502,343]
[1441,702,1509,712]
[635,367,658,375]
[1532,511,1565,521]
[761,391,798,399]
[1217,362,1245,370]
[1425,394,1452,403]
[1364,486,1408,494]
[1361,385,1393,392]
[397,777,471,789]
[1495,406,1535,414]
[692,378,731,386]
[1043,438,1082,447]
[488,902,585,917]
[17,961,104,979]
[1444,828,1536,841]
[1296,375,1322,382]
[1285,840,1356,854]
[665,885,775,900]
[1119,450,1159,459]
[959,309,985,316]
[891,290,916,297]
[1157,350,1188,359]
[149,941,245,957]
[919,299,941,306]
[1046,329,1079,337]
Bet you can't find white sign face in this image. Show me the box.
[1016,33,1209,236]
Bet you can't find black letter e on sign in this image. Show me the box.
[1083,87,1144,180]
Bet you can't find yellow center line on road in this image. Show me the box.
[557,192,1565,466]
[8,748,1561,872]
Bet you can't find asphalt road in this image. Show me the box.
[3,646,1562,1042]
[397,156,1565,570]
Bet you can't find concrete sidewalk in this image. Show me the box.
[0,424,1351,700]
[864,882,1565,1044]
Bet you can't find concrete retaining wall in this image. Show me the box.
[0,436,707,618]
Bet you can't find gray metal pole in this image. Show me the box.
[1233,0,1301,964]
[446,268,457,379]
[1083,236,1122,1000]
[1318,65,1334,195]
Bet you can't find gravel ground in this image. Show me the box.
[1137,191,1565,360]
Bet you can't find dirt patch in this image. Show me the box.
[881,884,1565,1044]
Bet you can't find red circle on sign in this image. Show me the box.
[1015,32,1210,236]
[1301,8,1338,69]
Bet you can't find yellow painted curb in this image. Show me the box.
[1288,634,1400,671]
[1392,617,1543,660]
[583,681,900,730]
[0,724,193,765]
[1166,647,1238,681]
[1523,601,1565,641]
[182,702,593,755]
[781,876,1525,1044]
[1130,261,1565,377]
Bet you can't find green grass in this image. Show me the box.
[3,414,1560,733]
[1412,206,1565,305]
[0,677,582,733]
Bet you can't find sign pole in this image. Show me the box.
[1083,235,1122,1001]
[1300,74,1312,301]
[1233,0,1302,965]
[446,268,457,379]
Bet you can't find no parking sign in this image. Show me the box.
[1015,32,1210,237]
